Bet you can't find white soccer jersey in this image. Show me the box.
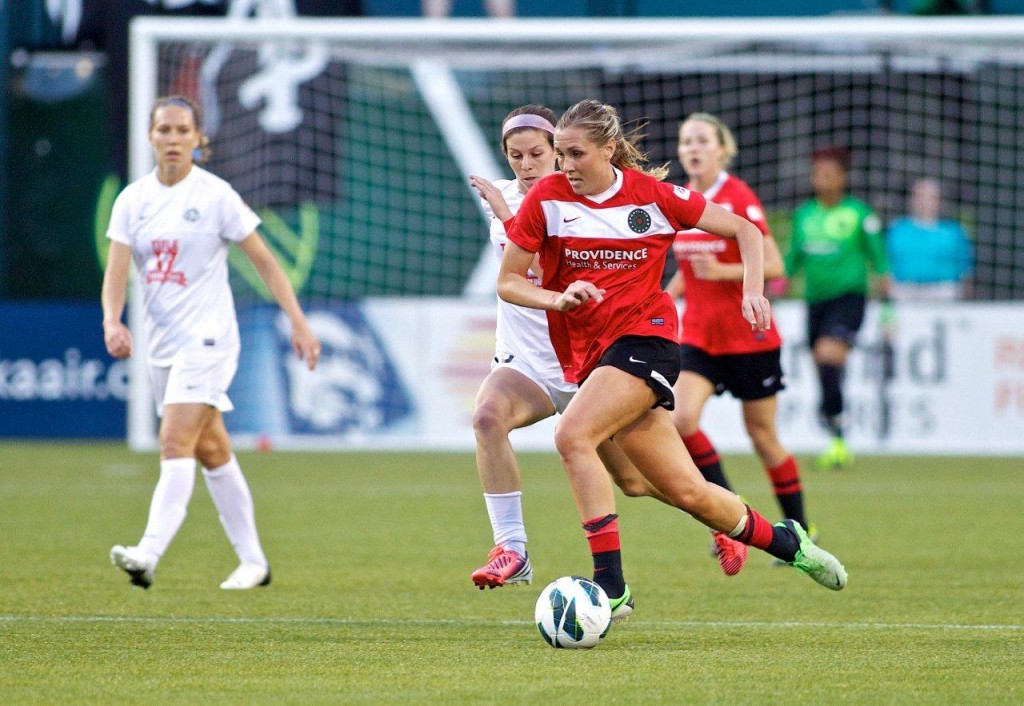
[481,179,569,388]
[107,166,260,365]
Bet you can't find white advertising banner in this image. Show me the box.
[359,299,1024,455]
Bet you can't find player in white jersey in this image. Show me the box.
[467,106,664,592]
[101,95,320,590]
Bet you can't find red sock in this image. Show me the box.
[767,456,801,495]
[682,430,732,491]
[767,456,809,529]
[733,505,774,550]
[682,430,719,466]
[583,514,620,553]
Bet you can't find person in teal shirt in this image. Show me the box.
[785,146,892,470]
[886,178,972,301]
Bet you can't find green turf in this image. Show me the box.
[1,443,1021,704]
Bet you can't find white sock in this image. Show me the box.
[137,457,196,561]
[203,454,267,567]
[484,491,527,556]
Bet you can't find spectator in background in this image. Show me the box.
[886,178,973,302]
[784,146,891,471]
[423,0,515,17]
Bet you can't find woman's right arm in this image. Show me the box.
[102,242,134,359]
[497,241,604,312]
[469,175,513,223]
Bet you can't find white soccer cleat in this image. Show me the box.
[220,562,272,590]
[110,545,157,590]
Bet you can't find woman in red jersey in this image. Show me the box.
[467,105,667,593]
[500,100,847,614]
[667,113,812,578]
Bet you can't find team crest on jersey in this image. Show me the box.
[183,208,200,223]
[628,208,652,234]
[146,239,186,286]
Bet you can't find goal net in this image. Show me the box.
[126,16,1024,450]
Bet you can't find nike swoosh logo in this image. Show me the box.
[762,376,777,386]
[563,216,580,223]
[628,356,647,364]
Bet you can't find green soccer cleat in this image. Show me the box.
[815,437,854,471]
[771,523,818,567]
[608,584,634,622]
[779,520,847,591]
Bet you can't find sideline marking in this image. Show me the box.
[1,615,1020,631]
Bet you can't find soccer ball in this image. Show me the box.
[534,576,612,649]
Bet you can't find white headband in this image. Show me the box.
[502,114,556,137]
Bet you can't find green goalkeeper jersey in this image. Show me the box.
[785,196,889,304]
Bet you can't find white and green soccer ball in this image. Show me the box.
[534,576,612,649]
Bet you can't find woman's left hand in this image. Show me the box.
[688,252,723,281]
[292,323,321,371]
[741,294,772,331]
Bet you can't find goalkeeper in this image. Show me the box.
[784,146,892,470]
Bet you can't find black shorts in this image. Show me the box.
[595,335,680,410]
[806,293,866,348]
[679,344,786,402]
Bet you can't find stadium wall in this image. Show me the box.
[0,302,128,438]
[3,298,1021,453]
[215,299,1024,455]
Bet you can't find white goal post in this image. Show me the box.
[126,16,1024,452]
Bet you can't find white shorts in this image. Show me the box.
[491,349,577,414]
[149,346,238,417]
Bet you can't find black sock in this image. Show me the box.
[766,521,801,562]
[817,363,845,436]
[777,491,808,530]
[592,551,625,598]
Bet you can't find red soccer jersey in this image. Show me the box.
[672,172,782,355]
[508,168,706,383]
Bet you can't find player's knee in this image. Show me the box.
[472,399,512,440]
[673,412,701,439]
[744,419,775,451]
[195,437,231,469]
[159,430,196,460]
[553,421,594,462]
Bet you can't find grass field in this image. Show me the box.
[1,443,1022,704]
